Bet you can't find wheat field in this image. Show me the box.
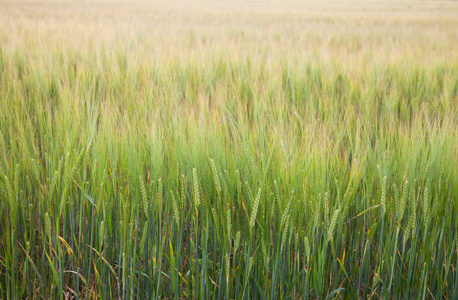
[0,0,457,298]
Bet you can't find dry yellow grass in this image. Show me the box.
[1,0,457,59]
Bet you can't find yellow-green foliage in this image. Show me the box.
[0,0,457,299]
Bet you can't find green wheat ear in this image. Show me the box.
[422,186,429,224]
[281,191,294,228]
[399,180,408,220]
[171,191,180,226]
[122,252,128,285]
[157,177,163,211]
[304,237,310,260]
[393,183,400,219]
[5,175,14,211]
[245,181,254,205]
[227,209,231,241]
[192,168,200,207]
[14,164,19,199]
[281,216,290,248]
[324,191,330,222]
[269,192,276,219]
[139,175,149,218]
[99,221,104,248]
[140,221,148,254]
[236,170,242,201]
[49,170,58,201]
[274,180,281,207]
[280,139,289,167]
[381,176,387,215]
[225,253,230,286]
[327,208,340,242]
[210,158,221,194]
[249,188,262,232]
[367,222,378,242]
[261,238,268,269]
[313,196,320,230]
[58,190,67,217]
[30,158,41,182]
[234,231,241,255]
[180,174,186,206]
[44,213,51,242]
